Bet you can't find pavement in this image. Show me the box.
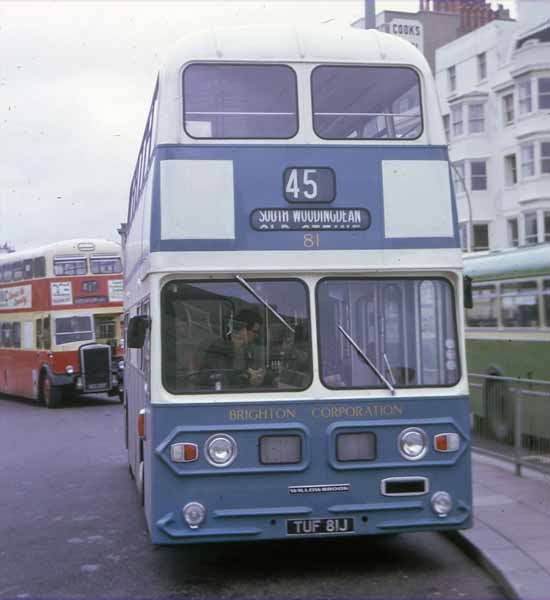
[453,452,550,600]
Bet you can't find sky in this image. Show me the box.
[0,0,515,251]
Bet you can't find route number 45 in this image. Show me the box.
[285,169,318,200]
[283,167,335,203]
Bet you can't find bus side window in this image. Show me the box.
[4,263,13,282]
[36,319,43,349]
[2,322,12,348]
[23,259,33,281]
[13,262,24,281]
[13,323,21,348]
[43,317,51,350]
[123,312,129,352]
[33,257,46,278]
[140,301,151,375]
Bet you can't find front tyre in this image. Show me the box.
[41,374,63,409]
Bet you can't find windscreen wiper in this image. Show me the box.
[236,275,295,333]
[383,353,397,386]
[338,325,396,395]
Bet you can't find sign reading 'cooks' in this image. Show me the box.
[380,18,424,53]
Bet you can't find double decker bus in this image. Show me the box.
[0,239,124,408]
[124,25,471,544]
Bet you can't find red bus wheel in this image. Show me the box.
[41,375,62,409]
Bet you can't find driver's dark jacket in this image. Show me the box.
[200,336,252,388]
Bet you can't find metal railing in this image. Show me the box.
[469,373,550,476]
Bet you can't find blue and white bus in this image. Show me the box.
[123,25,471,544]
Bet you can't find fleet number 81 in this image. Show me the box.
[304,233,320,248]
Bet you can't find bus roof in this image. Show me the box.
[162,24,432,77]
[463,244,550,281]
[154,24,443,147]
[0,239,121,265]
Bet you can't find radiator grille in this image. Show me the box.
[81,345,111,392]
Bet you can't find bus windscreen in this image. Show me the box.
[317,278,459,388]
[55,316,94,345]
[162,279,312,394]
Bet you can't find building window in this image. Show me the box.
[545,211,550,242]
[468,103,485,133]
[451,103,463,136]
[470,160,487,191]
[521,143,535,178]
[448,65,456,93]
[524,212,538,245]
[477,52,487,81]
[541,142,550,174]
[507,218,519,247]
[473,224,489,252]
[518,79,532,115]
[502,93,514,125]
[452,161,465,194]
[504,154,517,186]
[443,114,450,142]
[538,78,550,109]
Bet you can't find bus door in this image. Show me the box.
[34,315,51,399]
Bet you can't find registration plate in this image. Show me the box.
[286,517,354,536]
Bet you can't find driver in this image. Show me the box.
[201,309,265,389]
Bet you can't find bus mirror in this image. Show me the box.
[127,316,150,348]
[463,275,473,309]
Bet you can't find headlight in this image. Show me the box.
[398,427,428,460]
[182,502,206,529]
[65,365,74,375]
[431,491,452,517]
[117,360,125,371]
[205,434,237,467]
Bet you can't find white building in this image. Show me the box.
[435,0,550,253]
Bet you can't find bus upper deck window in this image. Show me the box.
[53,255,87,276]
[33,256,46,278]
[12,262,24,281]
[23,259,33,280]
[183,64,298,139]
[90,255,122,274]
[311,66,422,140]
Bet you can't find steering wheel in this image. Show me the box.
[179,369,247,388]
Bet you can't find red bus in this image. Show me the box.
[0,239,124,408]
